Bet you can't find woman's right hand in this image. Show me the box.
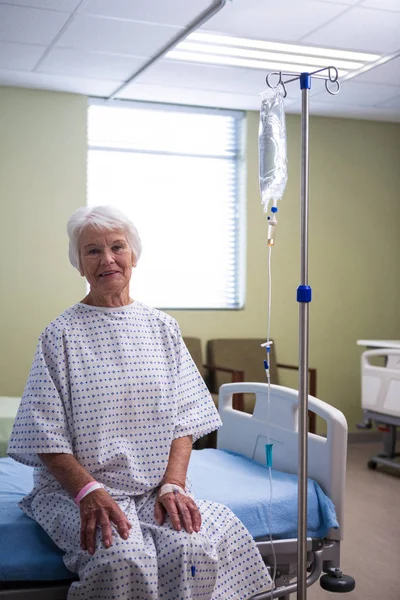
[79,488,132,555]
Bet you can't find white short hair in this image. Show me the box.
[67,205,142,271]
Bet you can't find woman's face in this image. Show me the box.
[78,226,135,296]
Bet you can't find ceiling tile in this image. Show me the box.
[55,14,181,57]
[201,0,348,43]
[377,94,400,109]
[301,6,400,53]
[311,79,400,106]
[308,0,360,3]
[360,0,400,10]
[0,41,46,70]
[78,0,217,27]
[117,79,261,110]
[38,47,146,80]
[0,4,69,44]
[354,55,400,85]
[0,0,81,10]
[135,60,252,94]
[135,59,300,100]
[0,68,122,95]
[0,0,399,122]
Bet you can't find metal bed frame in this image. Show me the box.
[358,348,400,472]
[361,409,400,472]
[217,382,349,599]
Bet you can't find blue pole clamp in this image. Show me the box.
[297,285,312,303]
[300,73,311,90]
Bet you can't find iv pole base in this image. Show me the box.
[320,568,355,593]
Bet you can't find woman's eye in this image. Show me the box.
[112,245,123,251]
[88,249,98,255]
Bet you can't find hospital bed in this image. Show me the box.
[0,383,350,599]
[358,349,400,471]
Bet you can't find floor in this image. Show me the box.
[306,442,400,600]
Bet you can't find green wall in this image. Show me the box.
[0,88,87,395]
[173,112,400,432]
[1,87,399,433]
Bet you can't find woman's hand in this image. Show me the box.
[79,489,132,555]
[154,488,201,534]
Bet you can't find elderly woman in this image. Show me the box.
[8,205,272,600]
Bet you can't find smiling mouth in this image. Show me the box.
[99,271,120,277]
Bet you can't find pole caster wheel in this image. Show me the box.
[367,460,377,470]
[320,568,355,593]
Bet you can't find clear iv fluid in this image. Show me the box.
[259,88,288,211]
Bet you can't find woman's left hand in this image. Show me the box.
[155,488,201,534]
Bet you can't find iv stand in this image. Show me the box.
[266,67,340,600]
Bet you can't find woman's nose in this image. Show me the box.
[101,249,115,265]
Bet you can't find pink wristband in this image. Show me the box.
[74,481,103,505]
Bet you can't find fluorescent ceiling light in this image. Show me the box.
[178,41,364,71]
[166,50,348,77]
[166,32,381,77]
[341,50,400,82]
[188,32,380,63]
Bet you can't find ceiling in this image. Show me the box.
[0,0,400,122]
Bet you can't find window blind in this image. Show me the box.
[87,101,245,309]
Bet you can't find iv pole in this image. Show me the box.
[266,67,340,600]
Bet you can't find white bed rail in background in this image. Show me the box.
[0,397,21,456]
[362,349,400,418]
[0,396,20,417]
[217,383,348,542]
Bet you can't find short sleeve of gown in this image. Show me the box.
[172,324,222,443]
[7,325,73,467]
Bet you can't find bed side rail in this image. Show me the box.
[217,382,347,541]
[361,349,400,418]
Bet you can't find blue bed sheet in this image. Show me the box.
[0,458,74,582]
[188,449,338,540]
[0,450,338,582]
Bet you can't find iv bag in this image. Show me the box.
[259,87,288,211]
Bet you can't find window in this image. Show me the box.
[87,100,245,309]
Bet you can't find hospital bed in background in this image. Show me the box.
[0,397,19,459]
[0,383,351,599]
[358,347,400,472]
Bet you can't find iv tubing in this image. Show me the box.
[265,245,276,597]
[267,246,272,343]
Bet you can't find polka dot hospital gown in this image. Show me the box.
[8,302,272,599]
